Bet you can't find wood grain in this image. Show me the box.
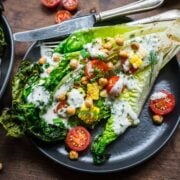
[0,0,180,179]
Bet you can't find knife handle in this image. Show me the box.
[128,9,180,25]
[95,0,164,22]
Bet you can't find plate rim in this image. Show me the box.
[23,33,180,174]
[0,15,14,99]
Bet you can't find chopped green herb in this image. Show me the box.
[149,50,158,86]
[81,49,90,58]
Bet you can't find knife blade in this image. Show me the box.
[13,0,164,42]
[14,15,95,42]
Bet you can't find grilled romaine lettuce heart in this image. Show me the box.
[0,20,179,165]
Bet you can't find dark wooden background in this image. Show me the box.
[0,0,179,179]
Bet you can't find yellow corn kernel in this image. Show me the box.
[87,83,99,100]
[129,54,143,69]
[78,105,100,125]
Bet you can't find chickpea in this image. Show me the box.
[85,98,93,108]
[98,78,108,87]
[101,48,109,55]
[69,150,79,160]
[81,76,88,85]
[107,62,114,71]
[119,50,129,59]
[100,90,108,97]
[115,37,124,46]
[39,57,46,65]
[131,42,140,51]
[52,53,61,62]
[58,93,66,101]
[46,67,52,74]
[66,106,76,116]
[70,59,79,69]
[152,115,164,125]
[0,162,3,171]
[103,42,112,50]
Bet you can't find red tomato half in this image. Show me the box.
[150,90,175,116]
[85,59,109,79]
[66,126,91,151]
[55,10,72,23]
[106,76,120,93]
[62,0,78,11]
[41,0,61,8]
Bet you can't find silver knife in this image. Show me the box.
[13,0,164,42]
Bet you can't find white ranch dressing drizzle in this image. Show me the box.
[27,86,50,107]
[42,105,58,124]
[150,91,167,100]
[122,60,130,72]
[67,88,85,108]
[86,62,93,75]
[111,101,140,135]
[41,103,70,128]
[84,39,108,58]
[110,74,139,95]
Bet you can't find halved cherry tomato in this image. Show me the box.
[85,59,109,79]
[66,126,91,151]
[55,10,72,24]
[106,76,120,94]
[62,0,78,11]
[150,90,175,116]
[41,0,61,8]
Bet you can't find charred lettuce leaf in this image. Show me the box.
[0,109,25,137]
[12,60,42,104]
[0,60,68,141]
[0,60,42,137]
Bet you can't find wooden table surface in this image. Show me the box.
[0,0,180,179]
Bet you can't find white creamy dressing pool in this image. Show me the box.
[111,101,140,135]
[150,91,167,100]
[110,74,139,95]
[27,86,50,107]
[84,39,108,58]
[67,88,85,108]
[41,103,70,128]
[42,105,58,124]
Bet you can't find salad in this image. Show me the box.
[0,20,179,164]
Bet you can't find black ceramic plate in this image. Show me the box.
[0,15,14,99]
[24,19,180,173]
